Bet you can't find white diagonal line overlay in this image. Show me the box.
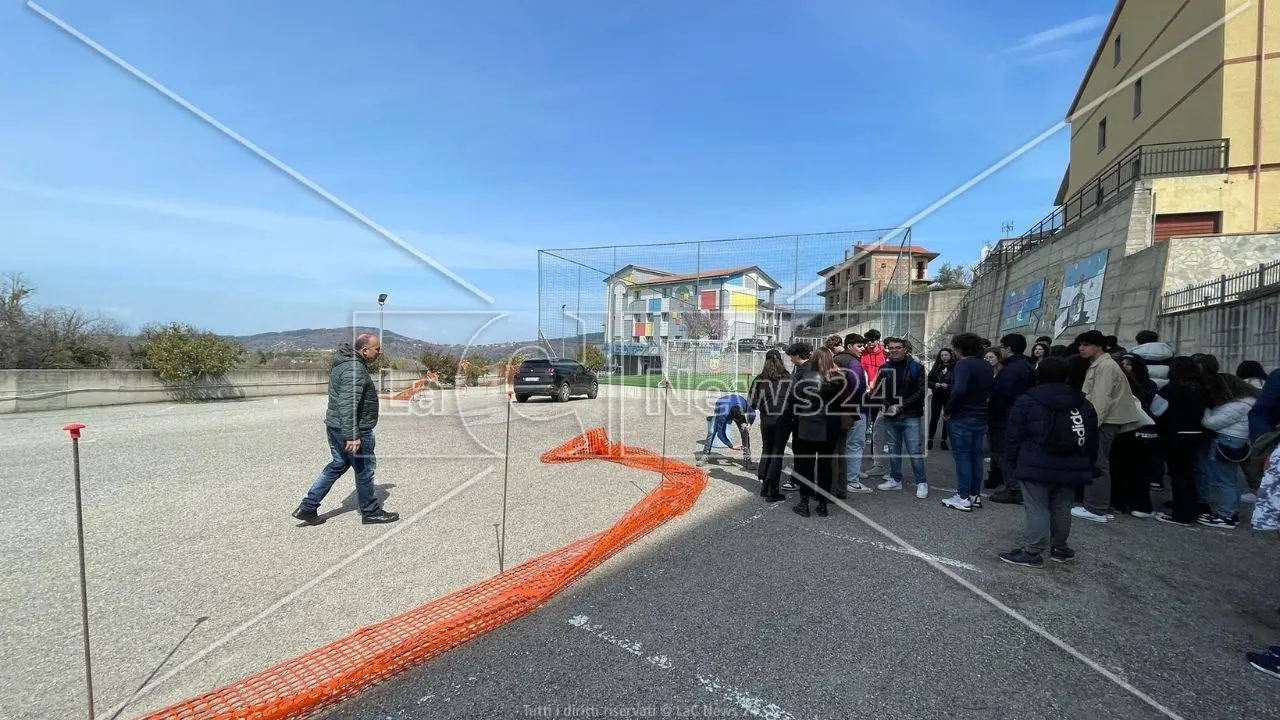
[26,1,495,305]
[96,467,493,720]
[787,1,1253,304]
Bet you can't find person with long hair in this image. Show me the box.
[927,347,956,451]
[1111,354,1157,517]
[1031,342,1051,367]
[1199,373,1260,527]
[750,349,792,502]
[984,349,1002,374]
[786,347,848,517]
[1153,357,1210,526]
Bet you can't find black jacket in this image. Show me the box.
[785,368,844,443]
[1156,381,1209,438]
[990,353,1036,421]
[928,361,955,399]
[832,351,856,370]
[749,374,792,426]
[323,344,379,440]
[870,357,927,417]
[1004,382,1099,486]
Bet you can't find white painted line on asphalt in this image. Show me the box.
[813,528,982,573]
[816,488,1188,720]
[96,466,495,720]
[732,500,783,528]
[568,614,798,720]
[159,406,176,413]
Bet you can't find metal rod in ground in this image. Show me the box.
[499,393,512,572]
[64,423,94,719]
[493,523,502,573]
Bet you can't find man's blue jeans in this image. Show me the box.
[845,415,868,483]
[884,415,926,486]
[302,426,382,515]
[948,416,987,498]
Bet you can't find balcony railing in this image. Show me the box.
[976,139,1229,277]
[1161,260,1280,314]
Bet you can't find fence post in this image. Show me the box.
[1261,263,1267,291]
[1218,274,1227,305]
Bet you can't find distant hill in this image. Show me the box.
[227,327,604,361]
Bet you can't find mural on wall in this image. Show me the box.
[1052,249,1110,340]
[1001,278,1046,331]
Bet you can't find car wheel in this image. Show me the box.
[556,383,570,402]
[586,381,598,399]
[515,394,529,403]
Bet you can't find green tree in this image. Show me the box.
[0,272,121,369]
[464,356,492,386]
[419,349,459,384]
[498,352,526,384]
[137,322,246,383]
[932,262,972,290]
[576,344,606,371]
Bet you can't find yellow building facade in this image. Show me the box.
[1058,0,1280,234]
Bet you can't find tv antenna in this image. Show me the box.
[1001,222,1015,238]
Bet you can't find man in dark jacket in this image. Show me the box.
[988,333,1038,503]
[1249,368,1280,441]
[293,335,400,525]
[871,337,928,496]
[998,356,1099,568]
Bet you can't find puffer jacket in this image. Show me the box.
[1003,382,1100,486]
[1203,397,1257,440]
[1130,341,1174,388]
[324,344,380,440]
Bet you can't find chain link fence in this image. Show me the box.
[537,227,923,390]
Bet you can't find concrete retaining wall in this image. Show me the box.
[1158,287,1280,368]
[0,369,424,415]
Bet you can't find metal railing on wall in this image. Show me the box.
[1161,260,1280,314]
[976,138,1230,278]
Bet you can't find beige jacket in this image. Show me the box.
[1083,353,1142,427]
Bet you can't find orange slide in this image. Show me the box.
[134,428,707,720]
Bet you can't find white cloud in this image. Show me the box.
[1005,14,1108,57]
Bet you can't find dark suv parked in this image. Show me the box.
[513,358,598,402]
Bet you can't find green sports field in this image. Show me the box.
[599,372,752,392]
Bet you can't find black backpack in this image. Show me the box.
[1041,403,1088,455]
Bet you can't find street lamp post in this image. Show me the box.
[561,304,567,358]
[377,293,388,392]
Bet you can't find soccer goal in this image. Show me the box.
[662,339,745,391]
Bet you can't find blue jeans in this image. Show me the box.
[302,427,381,515]
[704,420,750,458]
[948,416,987,498]
[1204,436,1247,518]
[884,415,926,486]
[845,415,868,482]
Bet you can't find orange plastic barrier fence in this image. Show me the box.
[385,377,426,401]
[135,427,706,720]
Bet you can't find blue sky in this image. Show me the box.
[0,0,1115,344]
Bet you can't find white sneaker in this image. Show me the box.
[846,482,874,494]
[1130,510,1155,518]
[915,483,929,499]
[1071,506,1109,523]
[941,494,972,512]
[877,479,903,491]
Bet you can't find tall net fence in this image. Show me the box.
[537,227,922,390]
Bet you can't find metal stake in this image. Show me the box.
[63,422,94,720]
[499,392,513,572]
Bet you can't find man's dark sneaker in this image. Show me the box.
[1149,481,1164,490]
[792,498,810,517]
[292,506,324,526]
[988,489,1022,504]
[764,493,786,503]
[1050,546,1076,563]
[780,480,798,491]
[1155,512,1194,527]
[998,549,1044,569]
[361,510,401,525]
[983,476,1002,490]
[814,501,829,517]
[1247,651,1280,680]
[969,494,983,509]
[1268,644,1280,657]
[939,440,949,451]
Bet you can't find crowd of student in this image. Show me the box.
[696,327,1280,675]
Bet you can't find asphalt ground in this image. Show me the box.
[3,389,1279,720]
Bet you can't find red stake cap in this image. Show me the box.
[63,422,86,439]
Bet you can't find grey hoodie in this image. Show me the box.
[1130,341,1174,388]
